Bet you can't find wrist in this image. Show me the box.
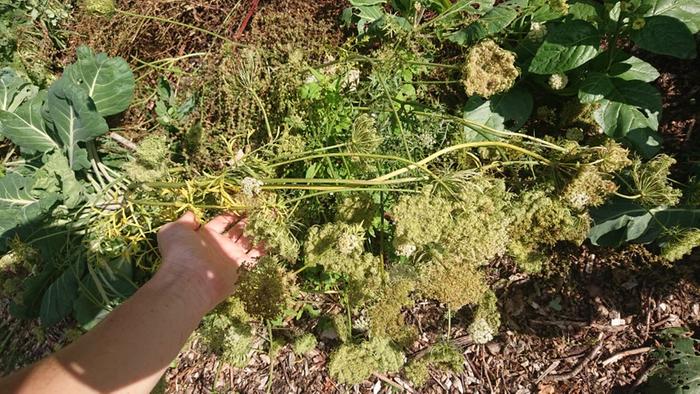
[149,263,218,313]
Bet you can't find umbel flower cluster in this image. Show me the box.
[461,40,520,98]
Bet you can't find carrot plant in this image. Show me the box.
[0,0,698,389]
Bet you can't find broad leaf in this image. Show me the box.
[594,100,661,158]
[589,199,700,246]
[631,16,696,59]
[462,86,532,140]
[529,20,601,74]
[40,261,84,326]
[0,172,59,238]
[642,0,700,33]
[448,5,518,45]
[580,73,661,111]
[41,152,85,209]
[568,0,603,25]
[1,68,36,113]
[579,72,614,103]
[64,46,135,117]
[609,56,660,82]
[43,78,109,170]
[0,91,59,153]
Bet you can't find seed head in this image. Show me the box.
[468,318,495,344]
[240,177,264,197]
[461,40,520,98]
[632,18,646,30]
[527,22,548,41]
[328,338,405,385]
[630,154,682,207]
[548,73,568,90]
[660,228,700,262]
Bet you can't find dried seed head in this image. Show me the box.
[631,154,682,207]
[660,228,700,262]
[461,40,520,98]
[328,338,405,385]
[563,166,618,210]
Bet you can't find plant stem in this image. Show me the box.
[284,187,419,204]
[266,320,274,394]
[613,192,642,200]
[374,141,552,181]
[115,9,245,48]
[413,110,568,152]
[259,177,427,186]
[377,74,413,160]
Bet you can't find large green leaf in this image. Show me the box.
[631,16,697,59]
[462,86,533,140]
[589,199,700,246]
[40,261,84,326]
[0,172,59,238]
[0,91,59,153]
[580,71,661,111]
[529,20,601,74]
[43,78,109,170]
[609,56,660,82]
[448,5,518,45]
[642,0,700,33]
[1,68,36,113]
[644,328,700,393]
[593,100,661,158]
[64,46,135,117]
[41,152,85,209]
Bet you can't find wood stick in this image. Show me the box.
[601,347,652,367]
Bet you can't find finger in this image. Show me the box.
[205,212,241,233]
[177,211,200,231]
[226,218,248,241]
[246,245,265,259]
[235,234,254,251]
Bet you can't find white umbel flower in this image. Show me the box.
[241,177,263,197]
[548,73,568,90]
[396,243,417,258]
[344,69,361,91]
[527,22,547,41]
[468,318,495,344]
[337,233,363,255]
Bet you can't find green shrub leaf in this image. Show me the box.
[642,0,700,34]
[631,16,697,59]
[529,20,601,74]
[609,56,660,82]
[43,78,109,170]
[64,46,135,117]
[462,86,533,140]
[589,200,700,247]
[448,5,518,45]
[0,91,59,154]
[594,100,661,158]
[606,78,662,112]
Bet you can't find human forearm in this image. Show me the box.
[1,271,211,394]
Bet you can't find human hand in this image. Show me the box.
[155,211,264,311]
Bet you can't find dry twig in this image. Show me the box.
[601,347,652,367]
[545,333,606,382]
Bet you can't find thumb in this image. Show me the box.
[177,211,201,230]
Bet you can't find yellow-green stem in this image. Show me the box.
[374,141,552,181]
